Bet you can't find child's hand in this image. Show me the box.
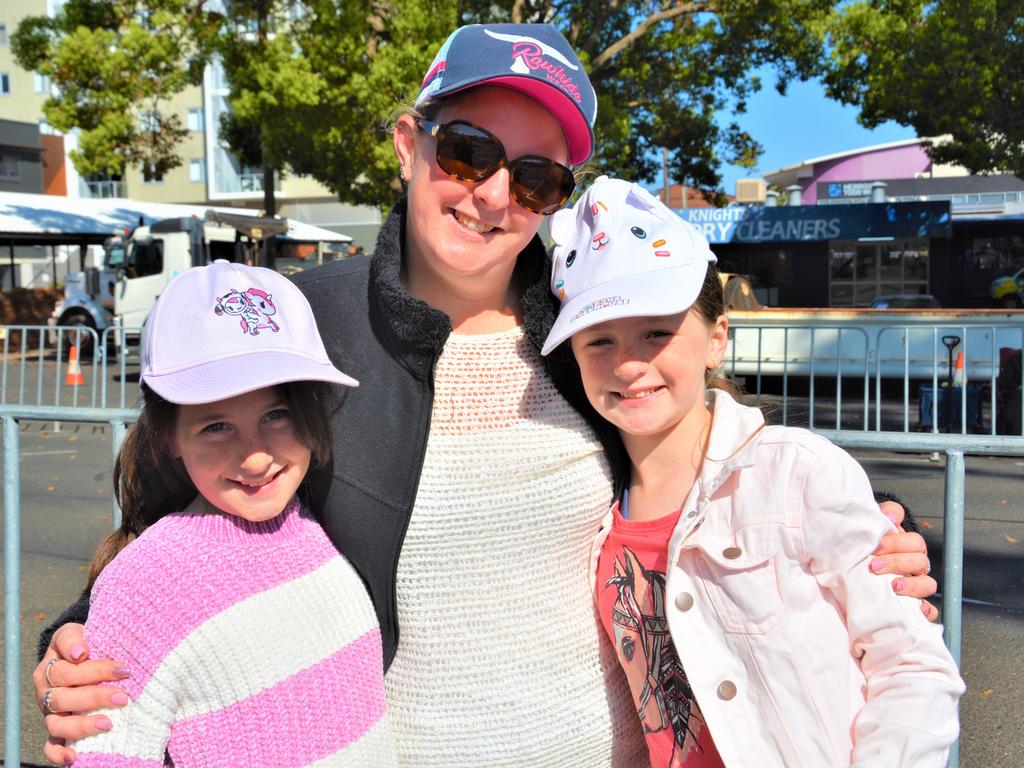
[872,501,940,622]
[33,623,130,766]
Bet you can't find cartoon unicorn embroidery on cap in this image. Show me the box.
[214,287,280,336]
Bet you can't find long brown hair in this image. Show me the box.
[86,381,335,588]
[694,263,742,398]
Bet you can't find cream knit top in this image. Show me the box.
[384,327,646,766]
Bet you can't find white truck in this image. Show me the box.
[49,211,350,360]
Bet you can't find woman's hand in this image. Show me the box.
[33,623,130,766]
[871,501,940,622]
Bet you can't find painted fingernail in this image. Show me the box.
[69,644,86,661]
[113,667,131,679]
[110,693,129,706]
[892,578,906,592]
[884,511,900,526]
[870,557,886,572]
[96,716,113,731]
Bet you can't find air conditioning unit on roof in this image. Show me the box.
[735,178,767,204]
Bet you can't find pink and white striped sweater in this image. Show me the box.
[70,499,395,767]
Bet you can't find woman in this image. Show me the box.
[34,22,936,767]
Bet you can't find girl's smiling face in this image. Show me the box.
[172,386,311,522]
[570,310,729,444]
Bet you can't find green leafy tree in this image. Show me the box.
[16,0,844,210]
[278,0,837,206]
[822,0,1024,176]
[12,0,216,180]
[214,0,331,214]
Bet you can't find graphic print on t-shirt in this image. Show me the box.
[605,546,705,765]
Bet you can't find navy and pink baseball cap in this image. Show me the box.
[141,260,358,404]
[416,23,598,166]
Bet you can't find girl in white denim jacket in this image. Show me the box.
[541,176,965,768]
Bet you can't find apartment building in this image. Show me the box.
[0,1,381,249]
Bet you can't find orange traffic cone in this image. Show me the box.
[65,343,85,386]
[953,351,965,387]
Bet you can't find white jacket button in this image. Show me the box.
[675,592,694,611]
[717,681,737,700]
[722,546,742,559]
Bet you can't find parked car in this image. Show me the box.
[990,266,1024,308]
[870,294,941,309]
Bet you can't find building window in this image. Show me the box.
[139,110,160,133]
[0,23,8,47]
[142,163,163,184]
[187,108,204,132]
[1,73,10,95]
[829,239,930,307]
[189,158,206,183]
[238,166,265,192]
[34,72,50,93]
[0,154,19,179]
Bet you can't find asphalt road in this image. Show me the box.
[1,365,1022,767]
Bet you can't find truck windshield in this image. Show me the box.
[124,240,164,278]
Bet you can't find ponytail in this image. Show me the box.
[696,263,744,399]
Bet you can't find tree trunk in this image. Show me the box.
[262,153,275,217]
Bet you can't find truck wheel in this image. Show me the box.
[59,314,96,361]
[1001,296,1022,309]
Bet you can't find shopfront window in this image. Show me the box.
[970,236,1024,271]
[829,239,930,306]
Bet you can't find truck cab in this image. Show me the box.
[113,217,259,359]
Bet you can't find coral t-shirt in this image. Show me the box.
[596,498,725,768]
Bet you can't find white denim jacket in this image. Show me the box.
[591,390,965,768]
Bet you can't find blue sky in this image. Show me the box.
[711,72,917,196]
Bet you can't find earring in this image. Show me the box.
[399,162,406,181]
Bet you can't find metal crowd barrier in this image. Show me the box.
[1,325,141,411]
[727,321,1024,435]
[3,405,135,768]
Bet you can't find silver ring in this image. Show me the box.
[44,657,59,688]
[42,688,57,714]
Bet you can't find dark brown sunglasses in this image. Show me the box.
[416,119,575,215]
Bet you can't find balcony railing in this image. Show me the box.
[81,179,127,198]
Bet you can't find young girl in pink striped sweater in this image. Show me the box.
[63,260,396,767]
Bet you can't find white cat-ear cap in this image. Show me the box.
[141,260,358,404]
[541,175,718,355]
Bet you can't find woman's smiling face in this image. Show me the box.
[394,85,570,301]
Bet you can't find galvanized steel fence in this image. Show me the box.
[1,325,140,411]
[728,321,1024,436]
[3,405,134,768]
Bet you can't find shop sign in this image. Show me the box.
[678,201,951,244]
